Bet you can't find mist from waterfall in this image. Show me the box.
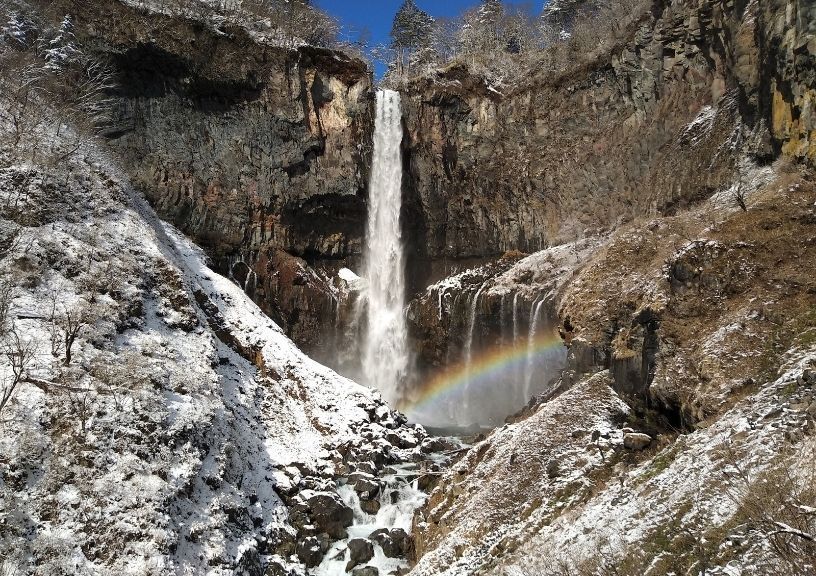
[361,90,408,404]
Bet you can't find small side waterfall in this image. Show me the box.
[461,283,487,424]
[362,90,408,404]
[523,297,545,402]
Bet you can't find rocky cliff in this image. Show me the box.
[399,0,816,290]
[400,1,816,571]
[46,0,375,357]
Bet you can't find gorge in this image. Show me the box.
[0,0,815,575]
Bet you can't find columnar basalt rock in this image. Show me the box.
[46,0,375,353]
[398,0,816,292]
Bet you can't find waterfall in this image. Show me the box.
[512,292,520,345]
[463,284,485,370]
[499,293,508,346]
[362,90,407,404]
[523,296,545,403]
[461,283,487,425]
[512,292,522,404]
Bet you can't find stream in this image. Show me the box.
[314,451,458,576]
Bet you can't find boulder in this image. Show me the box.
[306,493,353,539]
[389,528,415,560]
[370,531,398,557]
[296,536,325,568]
[371,528,414,559]
[386,431,418,449]
[346,538,374,571]
[352,461,377,475]
[350,473,381,498]
[360,497,381,515]
[268,527,296,556]
[352,568,379,576]
[265,558,289,576]
[623,432,653,450]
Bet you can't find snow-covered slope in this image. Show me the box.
[406,158,816,575]
[0,135,427,575]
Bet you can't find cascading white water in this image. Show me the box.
[524,297,545,401]
[460,283,487,425]
[362,90,408,403]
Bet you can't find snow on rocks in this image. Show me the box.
[407,346,816,576]
[0,132,432,575]
[409,370,631,576]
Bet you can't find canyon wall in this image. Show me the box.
[54,0,374,357]
[401,0,816,384]
[399,0,816,290]
[50,0,814,368]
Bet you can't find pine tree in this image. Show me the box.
[44,15,81,74]
[476,0,504,45]
[390,0,434,75]
[1,13,35,50]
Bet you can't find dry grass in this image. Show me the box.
[558,165,816,424]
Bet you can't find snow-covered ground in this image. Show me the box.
[408,348,816,576]
[0,129,425,575]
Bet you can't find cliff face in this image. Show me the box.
[58,0,374,355]
[399,0,816,290]
[402,2,816,571]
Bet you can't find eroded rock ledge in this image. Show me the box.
[46,0,375,355]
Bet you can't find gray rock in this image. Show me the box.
[370,528,414,560]
[359,497,381,515]
[306,493,353,539]
[389,528,415,560]
[352,568,379,576]
[370,531,398,557]
[296,536,325,568]
[623,432,653,450]
[346,538,374,572]
[350,473,381,498]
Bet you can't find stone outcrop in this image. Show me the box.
[45,0,374,353]
[399,0,816,291]
[345,538,374,572]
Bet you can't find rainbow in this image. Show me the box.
[400,331,567,415]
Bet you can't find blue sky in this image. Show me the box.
[315,0,546,78]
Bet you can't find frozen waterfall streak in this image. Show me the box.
[512,292,522,402]
[499,293,508,346]
[512,292,520,344]
[523,296,546,403]
[362,90,408,404]
[462,282,487,424]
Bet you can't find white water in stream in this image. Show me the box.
[362,90,408,403]
[314,463,429,576]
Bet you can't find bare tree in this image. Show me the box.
[67,381,95,434]
[0,327,36,416]
[720,440,816,571]
[0,281,13,336]
[61,306,87,366]
[733,182,748,212]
